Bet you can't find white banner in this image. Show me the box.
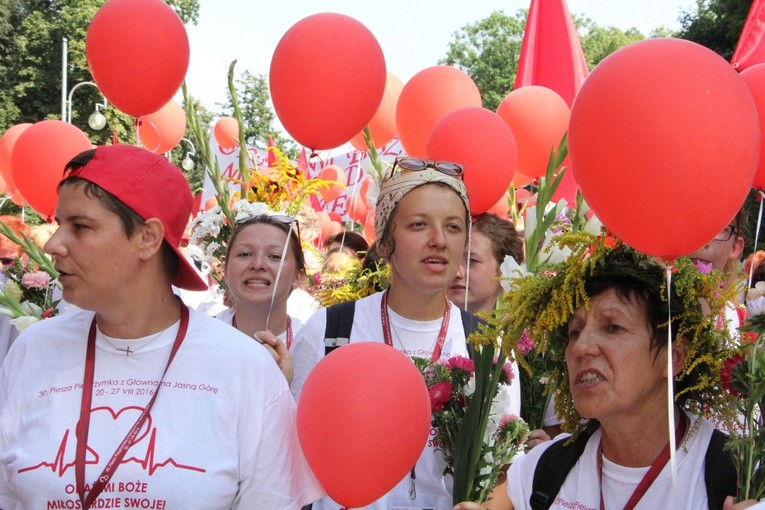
[201,134,404,221]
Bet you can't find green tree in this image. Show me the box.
[441,10,647,111]
[678,0,752,60]
[0,0,199,142]
[576,16,645,69]
[441,10,527,112]
[176,95,213,193]
[220,70,298,159]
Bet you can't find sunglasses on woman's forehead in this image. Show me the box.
[388,157,464,180]
[236,213,301,239]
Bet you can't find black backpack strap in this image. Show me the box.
[459,308,486,358]
[323,300,356,356]
[705,429,737,510]
[530,430,593,510]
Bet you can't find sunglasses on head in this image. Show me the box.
[235,213,301,239]
[388,157,464,180]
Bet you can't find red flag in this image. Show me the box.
[514,0,589,106]
[267,135,276,167]
[732,0,765,71]
[297,146,308,173]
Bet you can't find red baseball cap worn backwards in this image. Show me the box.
[64,145,207,291]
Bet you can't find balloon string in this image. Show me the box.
[665,265,679,502]
[748,191,765,290]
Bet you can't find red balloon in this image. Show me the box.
[350,72,404,150]
[137,100,186,154]
[317,165,346,203]
[214,117,239,150]
[426,107,517,215]
[11,121,92,218]
[397,66,482,158]
[0,123,32,196]
[740,63,765,190]
[496,86,570,178]
[569,38,759,260]
[270,13,386,150]
[297,343,430,507]
[86,0,189,117]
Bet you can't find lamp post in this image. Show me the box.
[61,37,108,130]
[178,138,196,171]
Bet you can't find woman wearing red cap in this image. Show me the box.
[0,146,322,509]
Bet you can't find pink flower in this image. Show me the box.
[517,330,535,355]
[495,414,529,446]
[21,271,50,290]
[501,362,515,384]
[444,355,474,374]
[429,381,453,412]
[694,259,713,275]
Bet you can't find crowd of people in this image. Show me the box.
[0,145,762,509]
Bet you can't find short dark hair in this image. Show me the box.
[325,231,369,259]
[60,149,179,280]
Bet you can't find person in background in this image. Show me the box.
[448,212,524,315]
[743,249,765,287]
[324,230,369,260]
[0,145,322,508]
[687,208,748,334]
[292,157,520,510]
[216,213,308,383]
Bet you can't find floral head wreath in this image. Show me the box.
[483,231,740,435]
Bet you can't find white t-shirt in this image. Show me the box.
[292,291,521,510]
[507,414,716,510]
[215,307,303,350]
[0,308,323,509]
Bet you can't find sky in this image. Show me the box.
[183,0,697,111]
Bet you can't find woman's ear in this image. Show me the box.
[137,218,166,261]
[666,336,689,378]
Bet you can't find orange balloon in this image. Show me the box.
[137,100,186,154]
[363,215,376,243]
[396,66,482,158]
[0,123,33,194]
[346,193,368,223]
[350,72,404,150]
[297,343,430,508]
[203,196,218,211]
[11,120,92,218]
[497,86,570,179]
[511,171,534,188]
[214,116,239,149]
[317,164,346,203]
[487,192,510,218]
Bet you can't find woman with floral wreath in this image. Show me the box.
[455,233,760,510]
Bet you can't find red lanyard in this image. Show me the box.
[380,291,450,362]
[75,304,189,509]
[597,416,687,510]
[232,315,292,349]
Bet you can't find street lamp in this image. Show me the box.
[61,37,108,130]
[179,138,196,171]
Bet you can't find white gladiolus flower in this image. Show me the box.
[499,256,529,292]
